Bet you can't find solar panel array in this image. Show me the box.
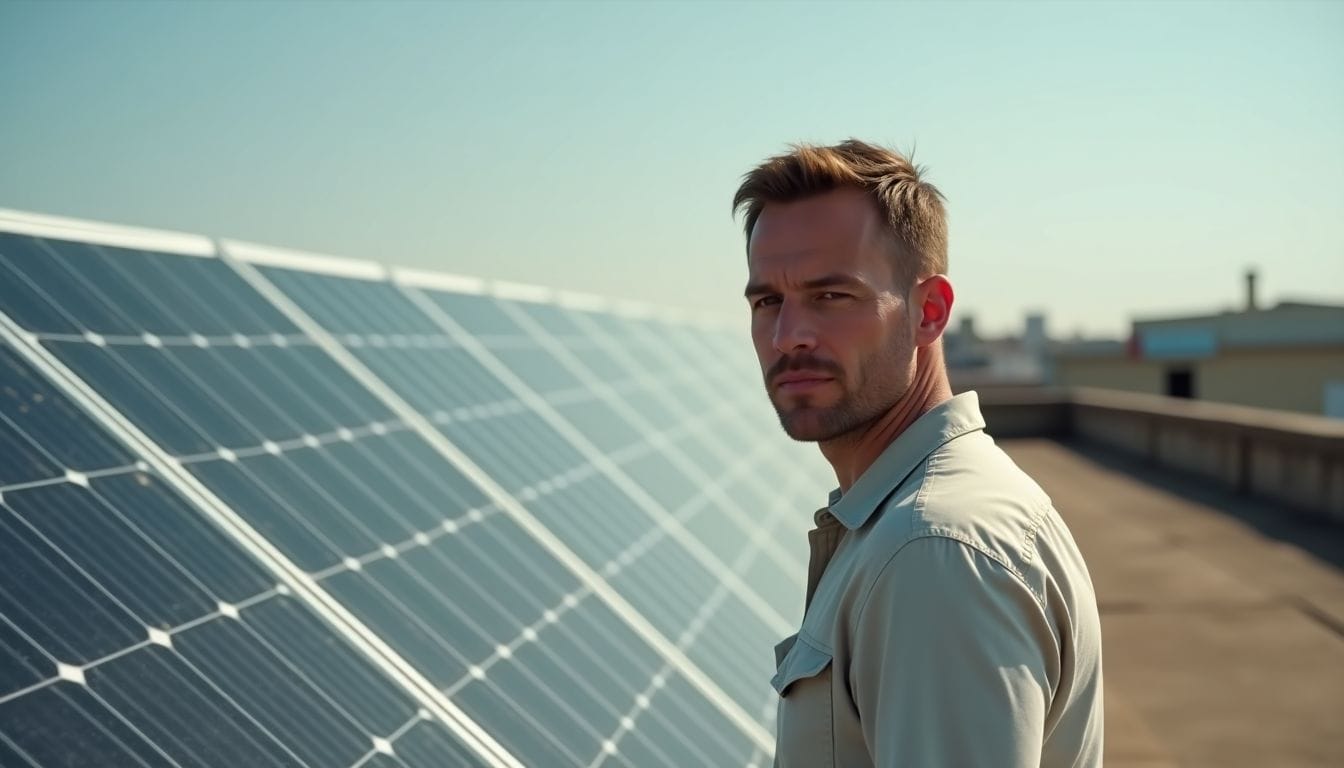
[0,209,832,767]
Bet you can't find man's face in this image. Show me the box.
[745,188,916,442]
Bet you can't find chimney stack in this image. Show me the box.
[1245,268,1258,311]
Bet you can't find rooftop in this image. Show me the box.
[1005,438,1344,767]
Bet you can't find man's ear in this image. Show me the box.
[913,275,954,347]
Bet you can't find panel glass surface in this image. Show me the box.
[0,340,482,767]
[514,304,823,612]
[264,268,803,722]
[1,228,778,766]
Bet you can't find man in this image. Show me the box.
[735,140,1103,767]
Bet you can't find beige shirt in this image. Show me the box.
[771,392,1103,767]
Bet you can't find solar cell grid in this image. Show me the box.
[0,210,840,766]
[502,304,821,618]
[231,252,801,743]
[463,300,818,705]
[413,301,814,726]
[252,271,784,575]
[241,266,799,719]
[504,302,811,566]
[0,338,485,768]
[413,286,798,594]
[7,238,769,762]
[584,313,832,516]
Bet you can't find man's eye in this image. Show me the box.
[751,296,781,309]
[818,291,850,301]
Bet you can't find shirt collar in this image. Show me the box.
[826,391,986,530]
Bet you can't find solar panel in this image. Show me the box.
[0,340,487,767]
[0,209,833,767]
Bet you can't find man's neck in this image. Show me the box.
[819,344,953,492]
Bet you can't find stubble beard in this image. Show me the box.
[771,344,911,443]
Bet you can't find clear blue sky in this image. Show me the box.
[2,0,1341,337]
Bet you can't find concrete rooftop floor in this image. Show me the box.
[1002,439,1344,768]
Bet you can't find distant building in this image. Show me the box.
[946,312,1051,389]
[1054,272,1344,418]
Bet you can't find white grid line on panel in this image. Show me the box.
[74,323,706,766]
[558,310,825,559]
[667,326,838,500]
[1,247,288,456]
[302,502,501,581]
[399,285,794,638]
[497,299,808,576]
[585,462,814,768]
[5,216,808,762]
[226,252,774,753]
[223,246,795,758]
[2,240,496,756]
[20,236,421,461]
[347,708,435,768]
[562,309,799,490]
[436,421,783,763]
[5,213,781,757]
[339,331,600,351]
[0,584,276,705]
[578,447,800,767]
[307,392,743,584]
[16,231,623,601]
[392,291,801,758]
[0,461,148,497]
[436,431,781,700]
[3,415,502,586]
[0,310,520,768]
[268,373,770,762]
[169,417,411,465]
[594,438,776,582]
[208,259,761,762]
[2,451,445,767]
[397,284,802,732]
[642,324,813,474]
[584,661,680,768]
[119,322,763,768]
[437,585,590,699]
[31,331,316,348]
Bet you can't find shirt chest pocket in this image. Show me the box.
[770,633,834,768]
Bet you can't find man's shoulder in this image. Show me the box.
[858,430,1060,599]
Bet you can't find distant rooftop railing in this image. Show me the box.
[973,386,1344,523]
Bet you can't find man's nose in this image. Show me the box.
[773,302,817,354]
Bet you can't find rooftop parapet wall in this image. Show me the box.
[974,386,1344,523]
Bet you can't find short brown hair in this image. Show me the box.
[732,139,948,285]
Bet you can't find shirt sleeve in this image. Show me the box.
[851,535,1059,767]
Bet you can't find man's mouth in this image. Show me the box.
[773,372,835,393]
